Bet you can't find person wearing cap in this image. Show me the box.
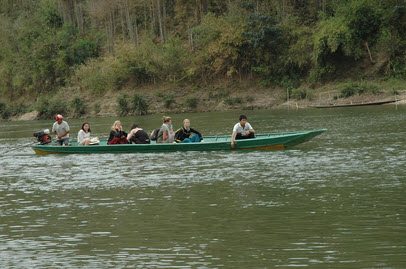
[52,114,70,146]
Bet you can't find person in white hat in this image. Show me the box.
[52,114,70,146]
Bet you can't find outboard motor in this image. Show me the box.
[33,129,52,144]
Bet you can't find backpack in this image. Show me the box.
[174,128,182,139]
[150,128,162,141]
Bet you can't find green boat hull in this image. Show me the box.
[32,129,327,154]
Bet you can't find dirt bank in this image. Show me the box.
[8,84,406,121]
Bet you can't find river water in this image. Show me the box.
[0,106,405,268]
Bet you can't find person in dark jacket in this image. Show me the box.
[175,119,203,143]
[127,123,150,144]
[107,120,128,145]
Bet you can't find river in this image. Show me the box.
[0,106,405,268]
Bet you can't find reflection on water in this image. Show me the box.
[0,107,405,268]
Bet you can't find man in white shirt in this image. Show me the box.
[231,115,255,148]
[52,114,70,146]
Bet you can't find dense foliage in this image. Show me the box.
[0,0,405,103]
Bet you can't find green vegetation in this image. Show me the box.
[116,94,129,116]
[35,96,68,119]
[246,96,255,102]
[70,96,86,116]
[163,93,175,109]
[131,93,148,115]
[185,97,199,108]
[93,102,101,115]
[291,87,309,100]
[0,1,405,118]
[225,96,243,106]
[337,81,382,98]
[209,86,230,101]
[0,103,10,119]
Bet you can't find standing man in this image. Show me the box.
[231,115,255,148]
[52,114,70,146]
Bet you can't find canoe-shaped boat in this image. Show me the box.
[312,100,396,108]
[32,129,327,154]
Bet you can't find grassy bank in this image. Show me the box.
[1,78,405,121]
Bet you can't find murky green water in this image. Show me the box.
[1,107,405,268]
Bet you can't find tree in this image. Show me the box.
[242,13,282,78]
[344,0,381,62]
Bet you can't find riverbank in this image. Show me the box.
[4,78,406,121]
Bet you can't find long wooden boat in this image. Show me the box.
[32,129,327,154]
[312,100,396,108]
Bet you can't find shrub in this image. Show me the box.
[224,97,243,106]
[131,93,148,115]
[306,90,314,101]
[339,85,355,98]
[71,39,100,65]
[224,97,234,106]
[0,102,10,119]
[209,87,230,100]
[339,82,381,98]
[93,102,101,114]
[163,93,175,109]
[71,57,126,95]
[9,104,28,117]
[246,96,255,102]
[48,99,68,119]
[185,97,199,108]
[234,97,243,104]
[391,89,399,95]
[35,98,50,118]
[217,87,230,98]
[291,87,308,100]
[36,97,68,119]
[116,94,129,116]
[70,96,86,116]
[370,88,382,95]
[153,90,165,98]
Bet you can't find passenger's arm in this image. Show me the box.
[231,130,236,148]
[163,130,168,141]
[127,130,134,141]
[245,128,255,136]
[78,131,83,142]
[192,128,203,139]
[59,130,69,139]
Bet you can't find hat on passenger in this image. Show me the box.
[55,114,64,120]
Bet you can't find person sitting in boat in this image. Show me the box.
[175,119,203,143]
[157,116,175,144]
[77,122,99,146]
[231,115,255,148]
[52,114,70,146]
[107,120,128,145]
[127,123,150,144]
